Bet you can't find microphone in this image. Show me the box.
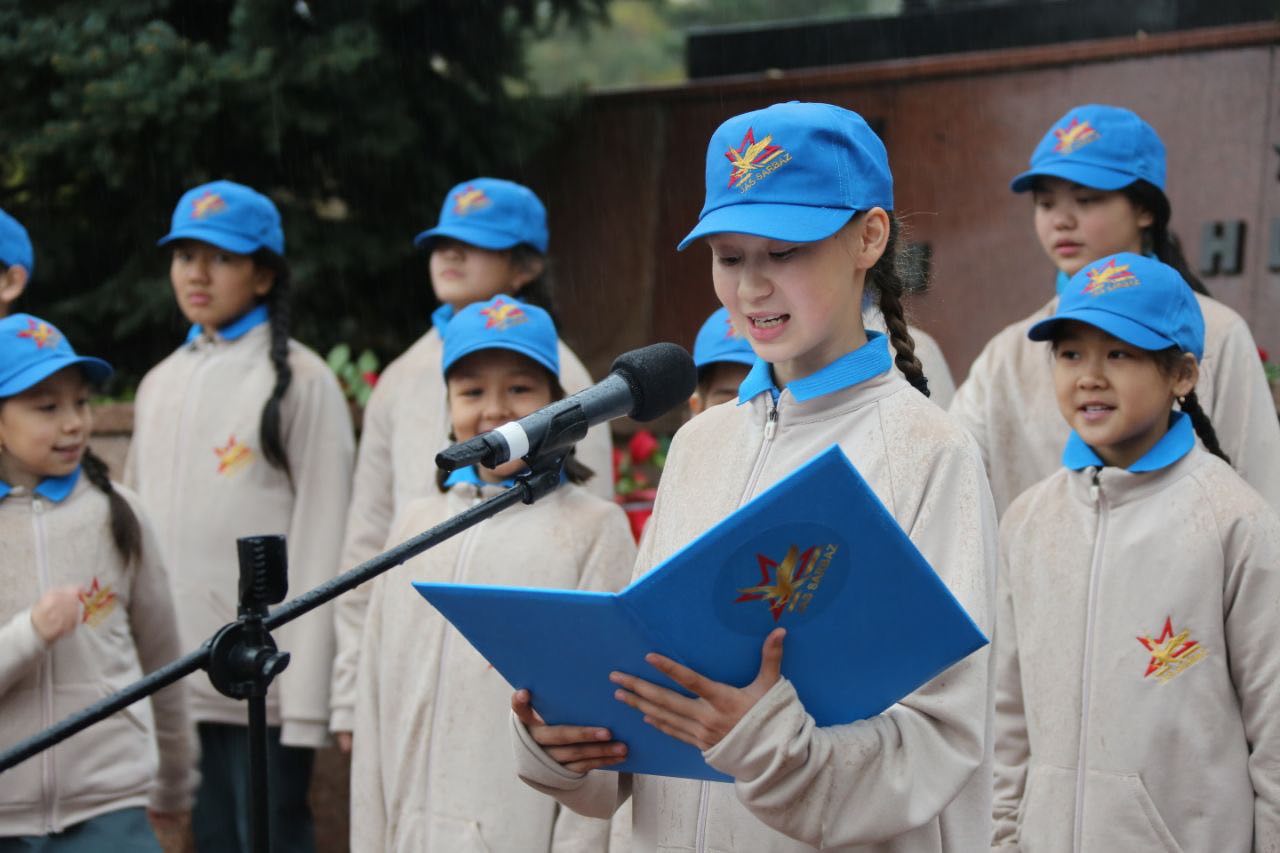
[435,342,696,473]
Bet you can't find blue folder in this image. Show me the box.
[414,445,987,782]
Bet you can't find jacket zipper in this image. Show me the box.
[1073,469,1107,853]
[694,397,779,852]
[422,493,485,848]
[32,498,58,833]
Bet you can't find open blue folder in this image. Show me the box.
[414,445,987,782]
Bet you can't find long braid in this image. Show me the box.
[869,217,930,397]
[1123,180,1211,297]
[1180,391,1231,465]
[81,448,142,566]
[255,251,293,480]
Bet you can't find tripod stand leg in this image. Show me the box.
[248,694,270,853]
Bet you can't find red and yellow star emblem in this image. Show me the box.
[1083,259,1140,297]
[480,298,528,331]
[736,544,819,621]
[725,128,785,188]
[79,578,118,628]
[191,190,228,219]
[214,434,254,476]
[453,186,492,216]
[1138,616,1206,683]
[1052,118,1100,154]
[17,318,60,349]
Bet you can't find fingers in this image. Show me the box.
[755,628,786,685]
[546,740,628,773]
[642,653,721,702]
[510,689,542,728]
[611,670,703,716]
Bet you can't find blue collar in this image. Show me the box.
[185,304,270,344]
[432,304,456,337]
[443,465,518,490]
[0,467,81,503]
[1062,410,1196,473]
[737,331,893,405]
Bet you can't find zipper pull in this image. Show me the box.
[32,498,44,514]
[1089,469,1101,504]
[764,405,778,440]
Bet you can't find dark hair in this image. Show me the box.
[1121,180,1211,297]
[250,248,293,480]
[864,214,930,397]
[434,368,593,492]
[1150,347,1231,464]
[81,448,143,565]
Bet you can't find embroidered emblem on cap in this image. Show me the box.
[453,186,492,216]
[17,318,60,350]
[480,297,528,331]
[1138,616,1206,684]
[214,434,254,476]
[724,316,743,339]
[1084,259,1141,297]
[1053,118,1100,154]
[726,128,791,192]
[736,542,837,621]
[192,190,228,219]
[79,578,118,628]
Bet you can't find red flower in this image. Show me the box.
[1260,347,1270,364]
[362,371,379,388]
[628,430,658,465]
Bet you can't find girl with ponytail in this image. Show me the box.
[0,313,195,848]
[950,104,1280,514]
[993,253,1280,850]
[511,102,998,852]
[125,181,354,853]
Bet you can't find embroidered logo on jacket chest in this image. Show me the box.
[735,542,837,621]
[79,578,118,627]
[1137,616,1207,684]
[214,434,255,476]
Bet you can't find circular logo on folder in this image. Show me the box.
[713,523,850,635]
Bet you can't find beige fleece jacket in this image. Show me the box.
[330,324,612,733]
[349,480,635,852]
[0,477,197,836]
[513,366,999,852]
[863,309,957,409]
[125,322,354,748]
[993,447,1280,852]
[950,295,1280,515]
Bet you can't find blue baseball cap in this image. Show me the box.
[693,307,756,372]
[678,102,893,251]
[0,207,34,276]
[1011,105,1165,193]
[441,296,560,377]
[415,178,549,254]
[0,314,113,397]
[1028,253,1203,359]
[158,180,285,256]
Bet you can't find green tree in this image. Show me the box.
[0,0,607,388]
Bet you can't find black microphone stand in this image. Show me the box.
[0,451,570,853]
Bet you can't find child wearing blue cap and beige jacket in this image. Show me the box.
[330,177,612,743]
[348,295,634,852]
[950,105,1280,514]
[512,102,997,853]
[993,253,1280,852]
[0,315,196,848]
[125,181,354,852]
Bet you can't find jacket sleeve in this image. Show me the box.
[1205,318,1280,511]
[125,495,199,813]
[275,358,356,748]
[330,368,400,735]
[991,531,1029,851]
[948,342,995,472]
[702,441,997,847]
[0,609,46,697]
[1219,502,1280,850]
[510,714,631,821]
[348,578,388,853]
[555,341,615,502]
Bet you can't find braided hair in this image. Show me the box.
[865,215,930,397]
[80,448,143,565]
[1122,180,1211,297]
[1179,390,1230,464]
[251,249,293,480]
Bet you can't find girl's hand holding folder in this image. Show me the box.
[512,689,630,774]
